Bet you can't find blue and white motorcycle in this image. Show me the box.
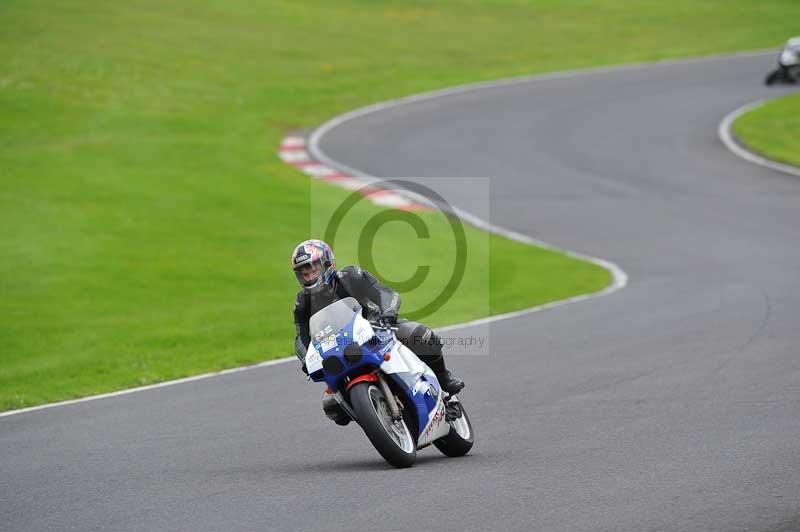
[304,297,474,468]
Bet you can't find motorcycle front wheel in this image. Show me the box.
[350,381,417,468]
[765,69,782,85]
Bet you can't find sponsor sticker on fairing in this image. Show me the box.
[320,334,338,353]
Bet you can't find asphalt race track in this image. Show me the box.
[2,53,800,532]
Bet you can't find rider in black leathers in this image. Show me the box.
[291,239,465,425]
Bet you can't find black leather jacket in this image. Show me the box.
[293,266,400,361]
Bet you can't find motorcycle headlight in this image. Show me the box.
[344,342,363,364]
[323,356,343,375]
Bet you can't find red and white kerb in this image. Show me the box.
[279,136,429,212]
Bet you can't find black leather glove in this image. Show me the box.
[380,313,397,327]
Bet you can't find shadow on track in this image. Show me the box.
[271,452,477,475]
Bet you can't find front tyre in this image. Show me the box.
[350,382,417,468]
[765,69,781,85]
[433,400,475,457]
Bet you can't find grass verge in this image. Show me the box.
[2,0,799,411]
[733,91,800,168]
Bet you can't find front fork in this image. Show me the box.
[377,372,402,421]
[332,371,402,422]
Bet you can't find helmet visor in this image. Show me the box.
[294,260,324,287]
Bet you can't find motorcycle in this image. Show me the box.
[765,37,800,85]
[304,297,474,468]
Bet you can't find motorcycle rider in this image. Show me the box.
[778,37,800,81]
[291,239,465,425]
[767,37,800,85]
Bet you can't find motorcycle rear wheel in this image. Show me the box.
[350,382,417,468]
[433,400,475,457]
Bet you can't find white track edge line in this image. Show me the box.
[718,99,800,178]
[308,48,774,182]
[2,49,772,420]
[309,137,628,331]
[0,357,296,419]
[308,50,744,327]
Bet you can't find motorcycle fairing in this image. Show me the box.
[306,297,450,444]
[380,341,450,446]
[306,310,384,391]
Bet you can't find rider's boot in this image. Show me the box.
[427,355,465,395]
[322,390,350,426]
[398,320,466,395]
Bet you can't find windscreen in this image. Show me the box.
[309,297,362,339]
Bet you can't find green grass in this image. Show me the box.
[733,91,800,167]
[2,0,799,411]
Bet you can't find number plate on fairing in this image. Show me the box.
[306,348,323,373]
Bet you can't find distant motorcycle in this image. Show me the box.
[304,297,474,468]
[765,37,800,85]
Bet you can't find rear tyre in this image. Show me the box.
[433,400,475,457]
[350,382,417,468]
